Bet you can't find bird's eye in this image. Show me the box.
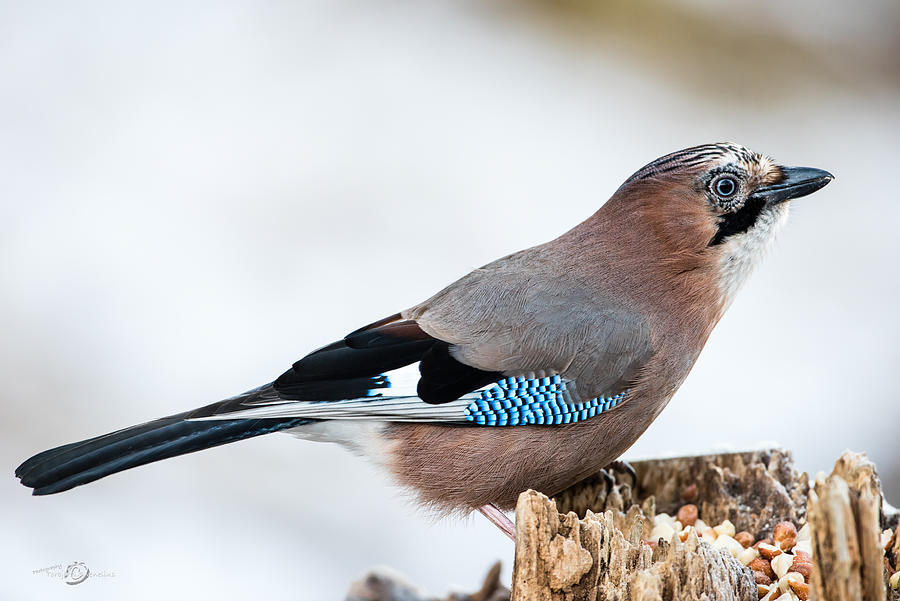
[715,177,737,197]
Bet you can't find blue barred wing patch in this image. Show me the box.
[464,375,627,426]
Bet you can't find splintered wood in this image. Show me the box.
[806,452,890,601]
[510,449,899,601]
[511,489,756,600]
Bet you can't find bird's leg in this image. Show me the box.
[604,459,637,489]
[477,504,516,541]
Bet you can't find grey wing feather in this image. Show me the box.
[403,244,653,400]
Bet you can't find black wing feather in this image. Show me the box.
[417,342,501,404]
[273,317,500,404]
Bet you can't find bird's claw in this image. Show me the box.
[600,469,615,495]
[604,459,637,490]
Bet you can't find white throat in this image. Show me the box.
[716,203,789,309]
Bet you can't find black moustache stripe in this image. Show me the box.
[708,197,767,246]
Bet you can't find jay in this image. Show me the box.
[15,143,832,539]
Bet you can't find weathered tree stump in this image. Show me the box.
[345,449,900,601]
[513,448,898,601]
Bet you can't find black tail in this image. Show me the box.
[15,395,308,495]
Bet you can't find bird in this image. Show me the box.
[15,142,832,540]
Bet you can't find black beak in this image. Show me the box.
[750,166,834,204]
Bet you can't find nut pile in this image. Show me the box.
[648,505,812,600]
[648,502,900,600]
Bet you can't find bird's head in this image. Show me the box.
[604,142,833,305]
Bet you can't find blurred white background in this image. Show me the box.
[2,1,899,599]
